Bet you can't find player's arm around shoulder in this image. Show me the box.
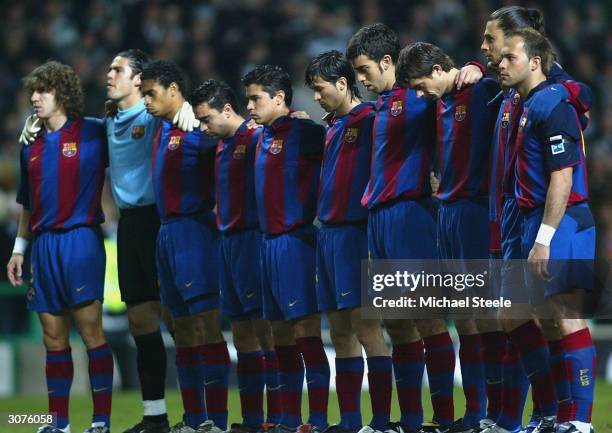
[83,117,110,167]
[455,61,485,90]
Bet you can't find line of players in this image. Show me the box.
[7,6,597,433]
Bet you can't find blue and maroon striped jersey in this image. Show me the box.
[488,63,592,252]
[436,77,500,202]
[152,119,216,222]
[254,115,325,235]
[515,82,589,211]
[362,86,436,208]
[487,93,512,253]
[318,102,374,224]
[489,92,517,253]
[502,64,592,197]
[17,119,107,233]
[215,120,261,232]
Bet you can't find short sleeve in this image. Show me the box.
[537,102,582,172]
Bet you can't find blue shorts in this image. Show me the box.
[156,213,220,317]
[261,225,318,321]
[219,229,263,321]
[28,226,105,313]
[316,222,367,312]
[500,196,527,300]
[437,198,490,260]
[368,198,437,260]
[521,203,596,297]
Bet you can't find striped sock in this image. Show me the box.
[514,346,532,422]
[496,341,524,431]
[201,342,231,430]
[87,343,113,427]
[264,350,282,424]
[367,356,392,430]
[237,351,265,428]
[176,346,206,428]
[275,345,304,428]
[549,339,573,422]
[423,332,455,428]
[46,348,73,429]
[458,334,486,427]
[296,336,330,429]
[392,341,425,429]
[482,331,508,422]
[563,328,596,424]
[335,357,364,430]
[509,321,557,417]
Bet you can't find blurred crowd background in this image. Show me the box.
[0,0,610,326]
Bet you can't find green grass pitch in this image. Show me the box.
[2,385,612,433]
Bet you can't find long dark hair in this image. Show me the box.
[489,6,545,35]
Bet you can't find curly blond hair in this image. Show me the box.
[23,61,84,119]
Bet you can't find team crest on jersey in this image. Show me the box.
[344,128,359,143]
[62,142,77,157]
[512,93,521,105]
[390,100,403,116]
[233,144,247,160]
[455,105,467,122]
[27,286,35,300]
[131,125,145,139]
[519,116,527,129]
[270,139,283,155]
[168,135,182,150]
[501,112,510,128]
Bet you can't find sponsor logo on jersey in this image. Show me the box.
[270,139,283,155]
[455,105,467,122]
[168,135,182,150]
[62,142,77,157]
[132,125,145,139]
